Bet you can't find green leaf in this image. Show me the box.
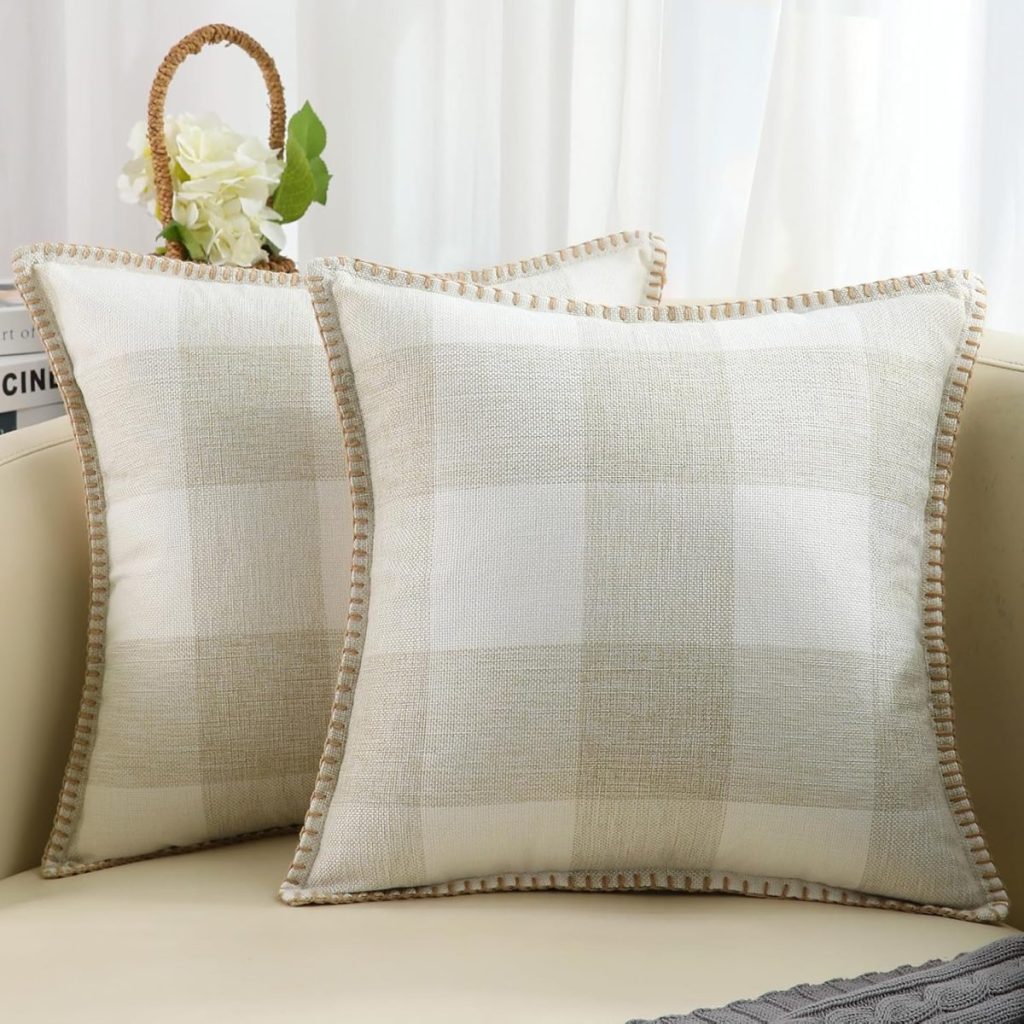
[271,99,330,220]
[159,222,205,261]
[288,101,326,159]
[309,156,331,205]
[273,136,316,224]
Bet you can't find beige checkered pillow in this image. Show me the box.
[13,231,665,875]
[282,259,1007,922]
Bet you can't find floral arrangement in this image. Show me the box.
[119,102,330,267]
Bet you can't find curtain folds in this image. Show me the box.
[4,0,1023,330]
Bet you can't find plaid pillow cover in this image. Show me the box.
[281,259,1006,922]
[13,231,665,875]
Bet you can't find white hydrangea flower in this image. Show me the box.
[118,113,285,266]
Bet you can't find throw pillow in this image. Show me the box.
[13,230,666,875]
[281,258,1006,923]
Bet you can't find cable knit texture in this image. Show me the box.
[628,936,1024,1024]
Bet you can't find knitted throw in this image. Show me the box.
[628,936,1024,1024]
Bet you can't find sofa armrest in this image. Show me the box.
[947,331,1024,927]
[0,416,87,879]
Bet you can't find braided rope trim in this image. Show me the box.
[441,229,668,303]
[280,269,372,897]
[283,260,1007,923]
[281,869,1006,920]
[11,243,303,878]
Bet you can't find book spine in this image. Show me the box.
[0,353,62,413]
[0,402,65,436]
[0,305,44,358]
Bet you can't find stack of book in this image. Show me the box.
[0,283,63,435]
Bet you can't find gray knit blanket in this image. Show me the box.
[628,935,1024,1024]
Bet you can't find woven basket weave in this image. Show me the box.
[147,23,296,273]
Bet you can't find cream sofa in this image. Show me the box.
[0,332,1020,1023]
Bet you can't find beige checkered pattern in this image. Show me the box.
[15,233,664,875]
[283,260,1007,922]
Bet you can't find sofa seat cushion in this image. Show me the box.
[0,836,1012,1024]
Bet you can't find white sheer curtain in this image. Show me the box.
[4,0,1023,329]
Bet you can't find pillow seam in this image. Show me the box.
[440,228,668,304]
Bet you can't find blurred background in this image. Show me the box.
[3,0,1023,328]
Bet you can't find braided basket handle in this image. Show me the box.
[147,23,293,269]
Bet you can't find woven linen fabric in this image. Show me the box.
[281,258,1007,923]
[13,232,664,876]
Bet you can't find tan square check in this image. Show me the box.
[283,260,1007,923]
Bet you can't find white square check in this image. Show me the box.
[430,482,586,649]
[105,490,194,641]
[422,801,576,884]
[733,484,872,651]
[716,802,874,892]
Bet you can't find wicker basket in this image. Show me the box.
[147,23,296,273]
